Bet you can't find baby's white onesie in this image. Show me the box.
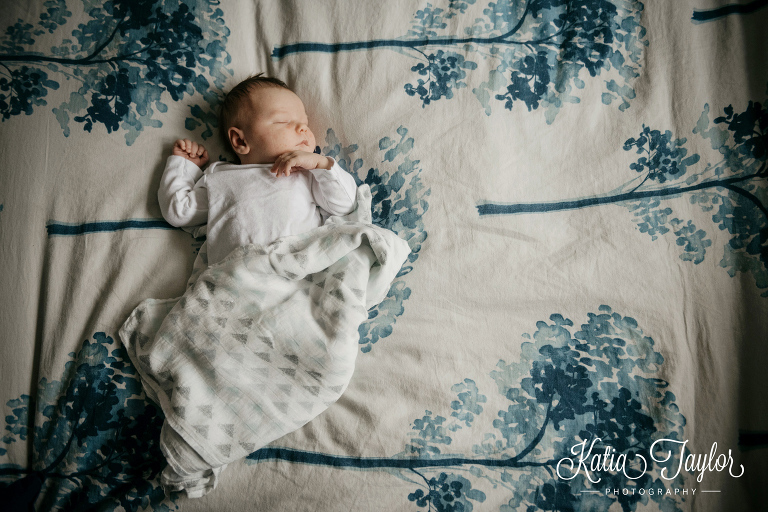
[158,155,358,265]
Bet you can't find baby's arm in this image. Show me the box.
[270,150,356,215]
[307,157,358,217]
[158,140,209,228]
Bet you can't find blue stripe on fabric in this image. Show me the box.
[248,447,549,469]
[273,38,480,59]
[692,0,768,23]
[46,219,176,237]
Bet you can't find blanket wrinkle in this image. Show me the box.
[119,185,410,497]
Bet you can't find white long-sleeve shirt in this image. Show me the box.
[158,155,358,265]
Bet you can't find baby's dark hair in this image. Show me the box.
[219,73,291,150]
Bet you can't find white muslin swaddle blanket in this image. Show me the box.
[119,185,410,497]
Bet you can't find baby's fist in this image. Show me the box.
[173,139,209,168]
[271,151,332,177]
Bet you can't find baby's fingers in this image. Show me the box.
[271,154,289,176]
[275,162,289,177]
[178,139,196,154]
[281,157,299,177]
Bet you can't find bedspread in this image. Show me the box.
[1,1,767,511]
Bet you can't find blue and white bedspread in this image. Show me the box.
[1,1,766,511]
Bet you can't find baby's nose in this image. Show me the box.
[297,123,308,133]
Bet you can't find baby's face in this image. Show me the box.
[233,87,316,164]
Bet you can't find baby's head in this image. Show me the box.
[219,74,316,165]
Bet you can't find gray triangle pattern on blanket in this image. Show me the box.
[119,185,411,495]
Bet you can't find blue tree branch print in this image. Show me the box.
[478,89,768,296]
[273,0,647,122]
[0,333,174,511]
[396,306,687,511]
[0,0,232,145]
[246,306,688,511]
[323,126,431,353]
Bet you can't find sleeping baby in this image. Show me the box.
[120,74,411,498]
[158,73,358,265]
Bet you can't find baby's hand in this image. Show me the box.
[173,139,209,168]
[271,151,333,177]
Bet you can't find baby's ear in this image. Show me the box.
[228,127,249,155]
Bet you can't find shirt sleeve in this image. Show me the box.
[308,158,358,217]
[157,155,209,228]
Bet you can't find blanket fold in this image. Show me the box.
[119,185,410,497]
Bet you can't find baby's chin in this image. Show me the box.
[273,143,314,156]
[255,143,316,163]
